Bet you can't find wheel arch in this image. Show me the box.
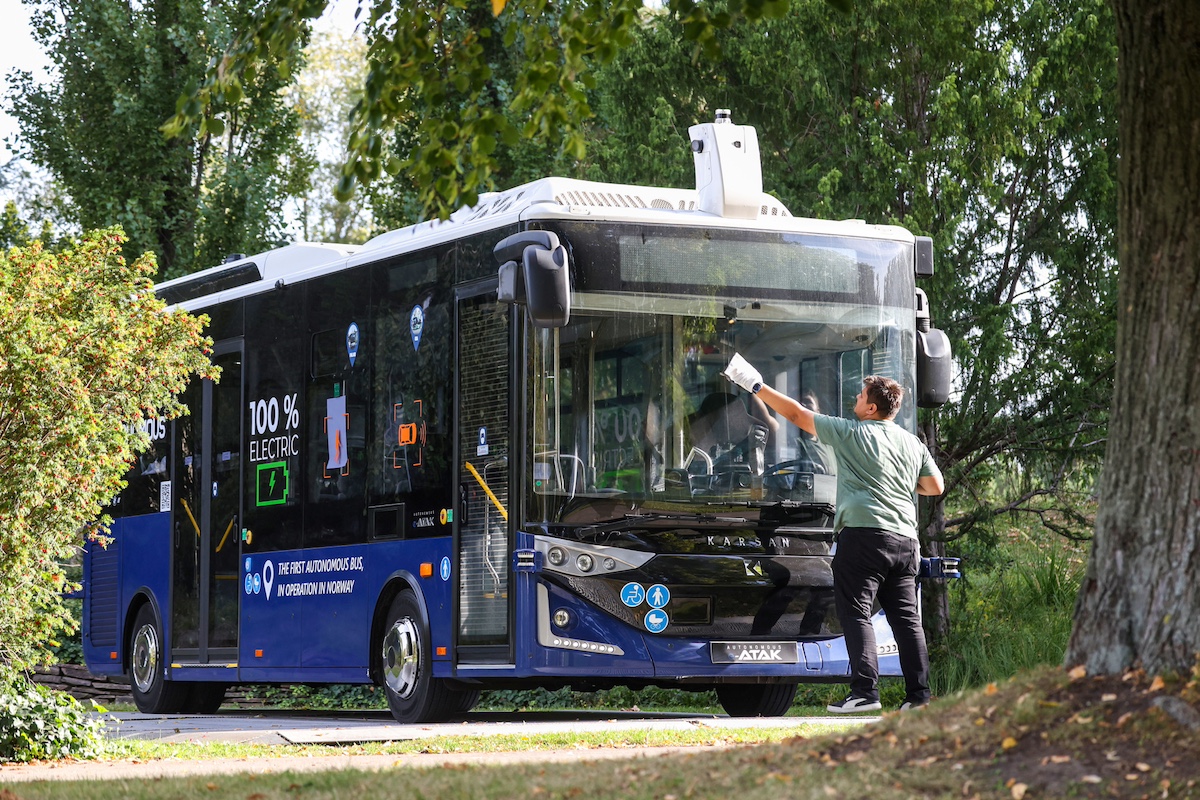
[368,571,427,685]
[122,588,164,676]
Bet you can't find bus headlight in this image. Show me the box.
[552,609,572,629]
[575,553,595,573]
[547,547,568,567]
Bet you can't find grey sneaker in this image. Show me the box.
[827,695,882,713]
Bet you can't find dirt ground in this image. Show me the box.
[814,664,1200,798]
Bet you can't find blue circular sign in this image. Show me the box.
[440,556,452,581]
[244,574,253,595]
[644,609,669,634]
[253,574,261,594]
[646,584,671,609]
[620,582,646,608]
[244,557,252,573]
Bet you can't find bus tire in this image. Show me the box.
[448,688,481,715]
[129,604,190,714]
[183,683,227,714]
[380,592,457,723]
[716,683,798,717]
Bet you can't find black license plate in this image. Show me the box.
[710,641,799,664]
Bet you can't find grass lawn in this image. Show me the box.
[5,665,1199,799]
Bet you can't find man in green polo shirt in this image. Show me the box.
[723,353,944,713]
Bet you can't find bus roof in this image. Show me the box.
[160,175,913,313]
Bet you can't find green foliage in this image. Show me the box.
[8,0,310,277]
[166,0,853,220]
[0,201,33,251]
[288,28,374,243]
[0,678,105,763]
[478,685,720,712]
[242,683,387,710]
[933,525,1086,692]
[0,229,216,672]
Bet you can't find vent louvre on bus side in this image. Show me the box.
[87,541,119,648]
[554,191,651,209]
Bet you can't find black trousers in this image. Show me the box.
[832,527,930,704]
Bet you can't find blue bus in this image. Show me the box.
[82,112,954,721]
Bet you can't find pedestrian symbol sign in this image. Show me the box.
[647,584,670,609]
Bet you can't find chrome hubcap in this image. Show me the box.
[382,616,420,699]
[131,622,159,693]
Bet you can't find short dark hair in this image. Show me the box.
[863,376,903,419]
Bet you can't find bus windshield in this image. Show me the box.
[526,226,917,529]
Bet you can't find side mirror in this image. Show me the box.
[916,326,952,408]
[493,231,571,328]
[915,288,951,408]
[915,236,934,278]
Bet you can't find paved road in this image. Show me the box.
[102,707,879,745]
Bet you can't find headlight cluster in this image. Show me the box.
[536,536,653,577]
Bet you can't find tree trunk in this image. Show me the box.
[1065,0,1200,676]
[919,418,950,645]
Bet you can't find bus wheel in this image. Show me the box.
[716,683,798,717]
[183,683,227,714]
[129,604,189,713]
[449,688,481,715]
[380,592,456,723]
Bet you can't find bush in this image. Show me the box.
[931,527,1087,695]
[0,678,106,763]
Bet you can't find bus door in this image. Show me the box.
[454,285,513,664]
[171,340,243,667]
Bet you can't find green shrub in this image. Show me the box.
[478,686,719,712]
[0,678,106,763]
[931,531,1086,695]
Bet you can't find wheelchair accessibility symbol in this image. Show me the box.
[620,582,645,607]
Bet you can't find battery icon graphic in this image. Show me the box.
[256,461,289,506]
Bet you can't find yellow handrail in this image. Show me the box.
[464,461,508,522]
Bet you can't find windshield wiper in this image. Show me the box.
[575,510,750,537]
[712,500,836,522]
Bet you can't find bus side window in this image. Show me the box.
[242,292,305,553]
[368,255,453,538]
[304,275,369,548]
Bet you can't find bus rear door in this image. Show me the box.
[171,340,243,671]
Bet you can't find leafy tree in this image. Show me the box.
[7,0,310,277]
[167,0,863,219]
[0,229,215,673]
[286,27,373,243]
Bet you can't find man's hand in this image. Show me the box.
[722,353,763,394]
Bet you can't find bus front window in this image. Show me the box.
[526,297,915,527]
